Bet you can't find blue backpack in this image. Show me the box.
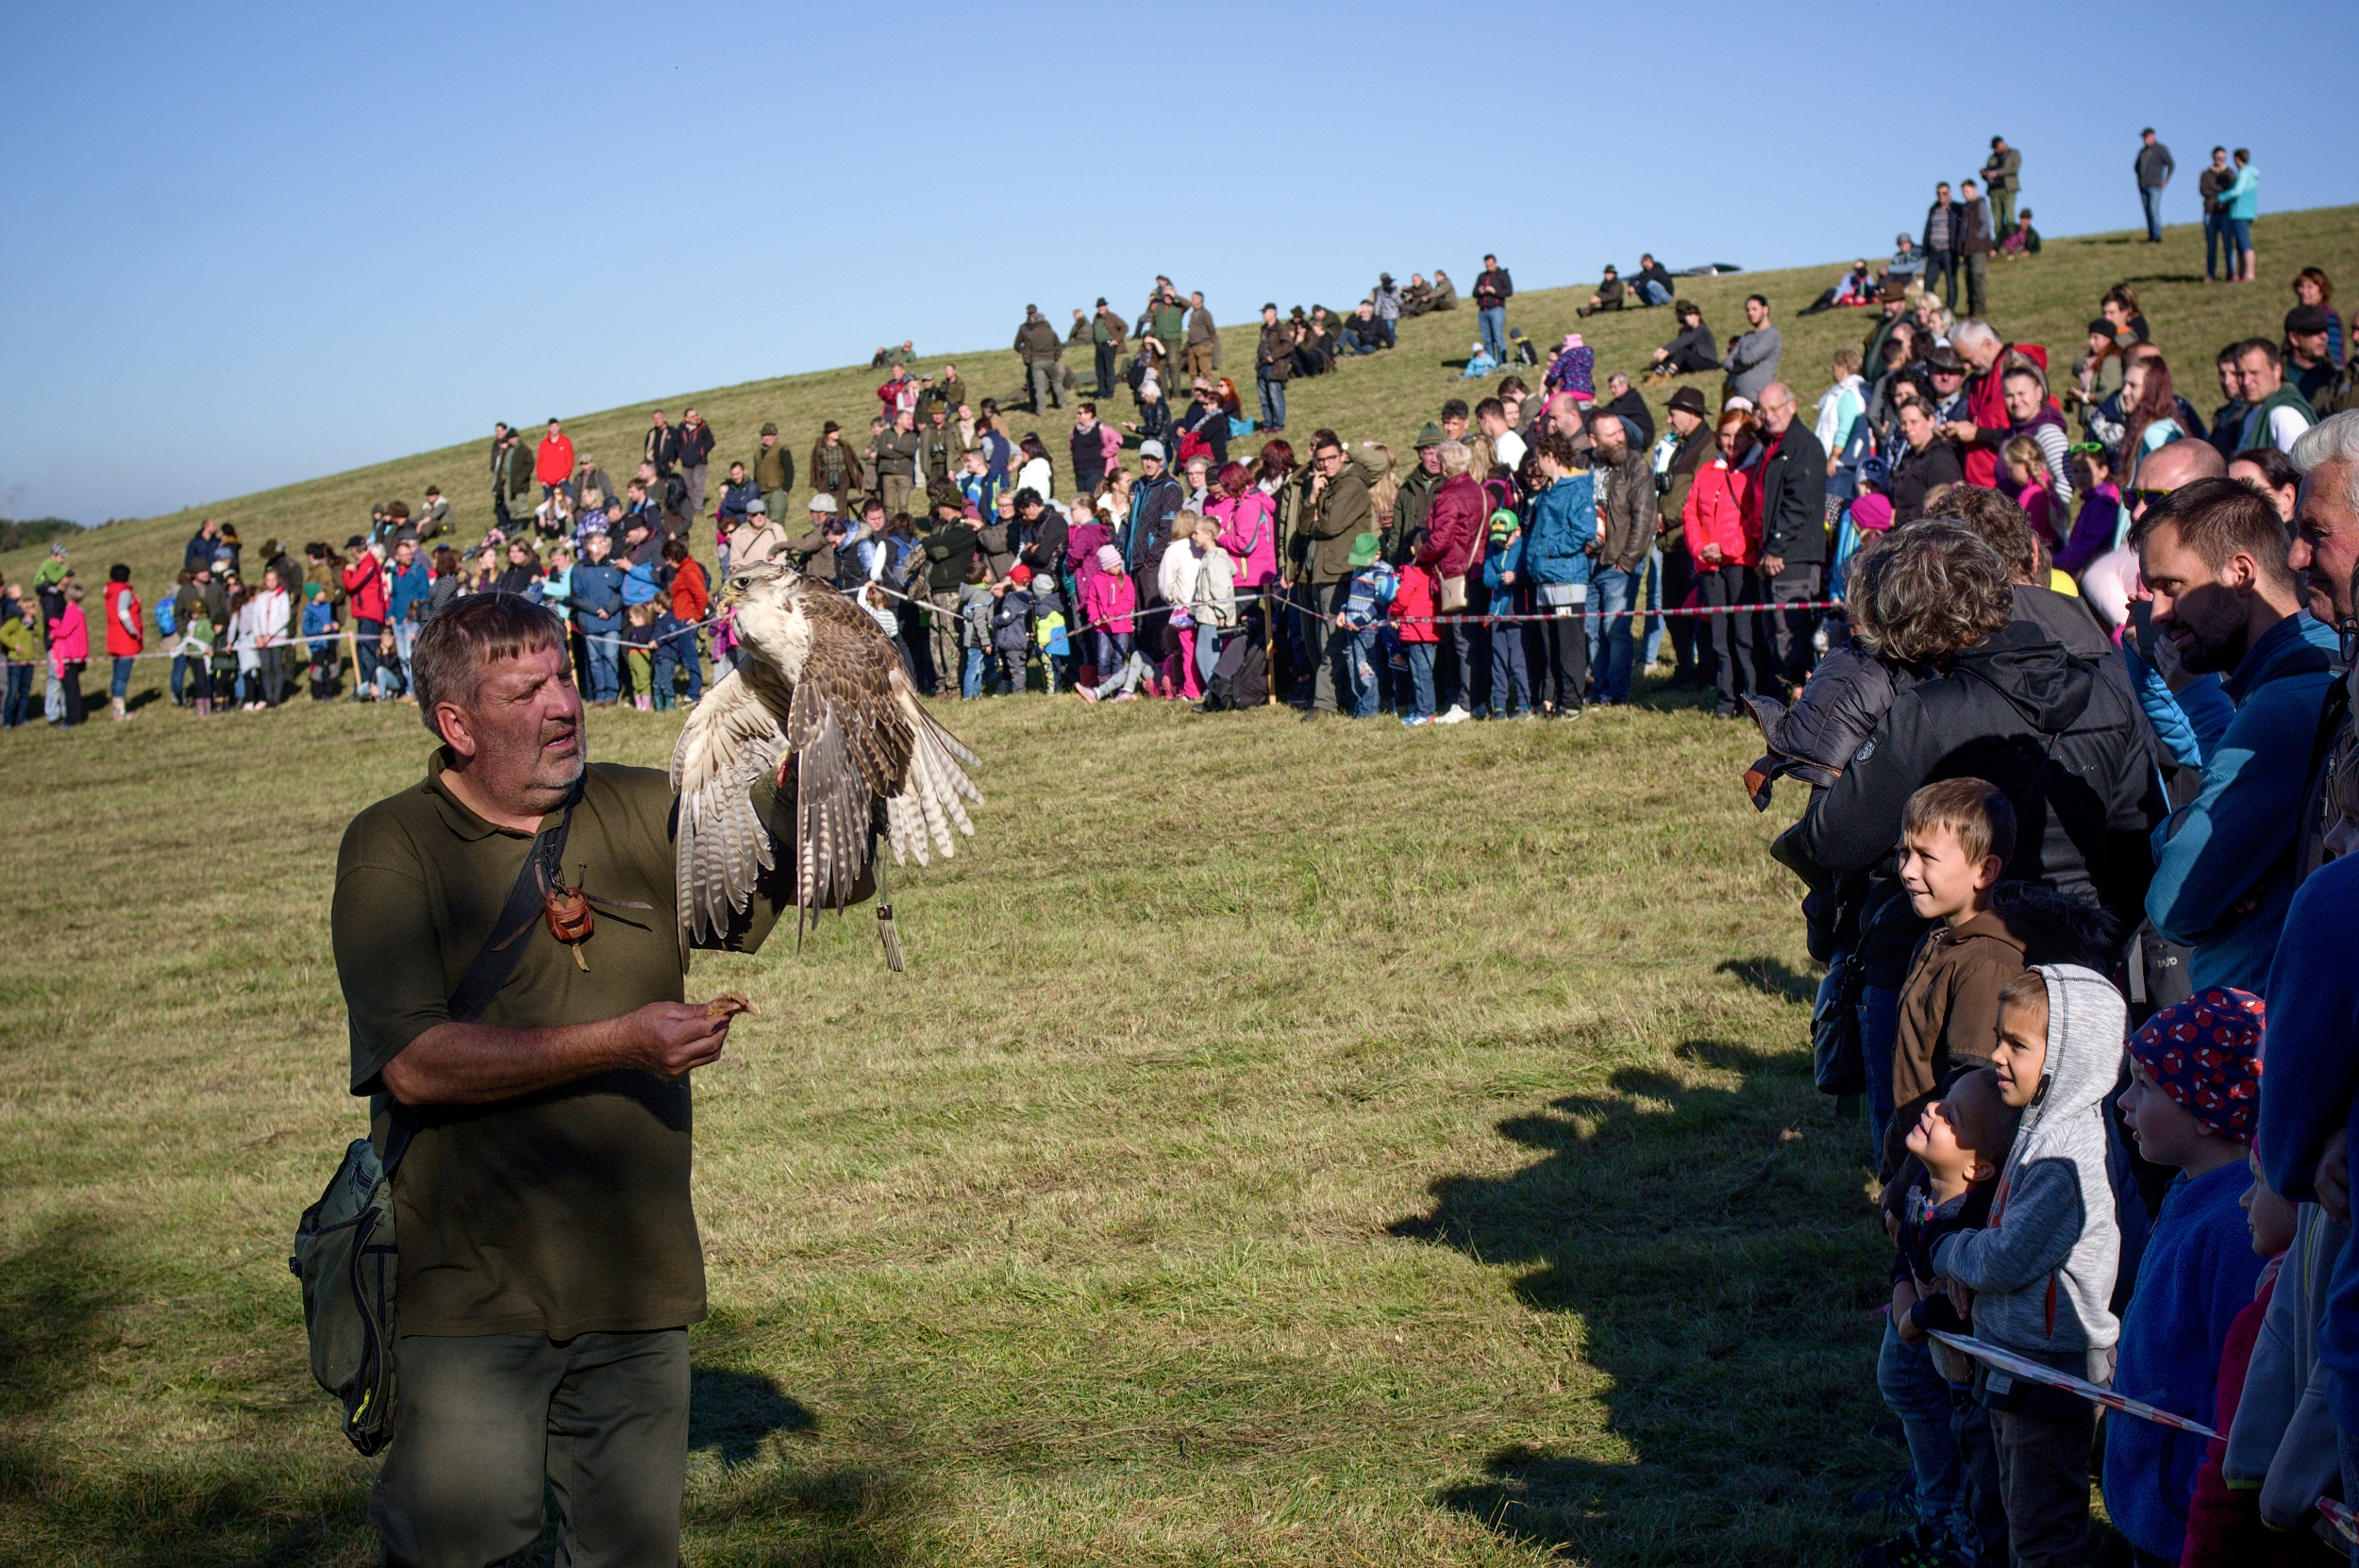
[155,593,178,636]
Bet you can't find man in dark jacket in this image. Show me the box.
[1014,306,1063,413]
[1256,303,1293,432]
[920,494,979,694]
[1123,440,1184,615]
[675,409,716,523]
[1753,383,1830,690]
[1630,255,1676,308]
[873,411,920,521]
[1090,298,1126,398]
[184,516,224,575]
[2134,129,2175,243]
[1658,388,1715,685]
[1473,255,1513,366]
[1956,179,1994,319]
[1298,431,1371,717]
[1590,412,1656,703]
[643,409,678,477]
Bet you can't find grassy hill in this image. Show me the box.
[3,209,2355,1568]
[14,203,2357,604]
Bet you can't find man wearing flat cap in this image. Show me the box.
[1013,304,1063,413]
[753,421,794,521]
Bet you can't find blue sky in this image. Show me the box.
[3,0,2352,525]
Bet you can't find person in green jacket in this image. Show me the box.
[752,423,795,518]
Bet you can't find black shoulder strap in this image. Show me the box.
[382,792,579,1176]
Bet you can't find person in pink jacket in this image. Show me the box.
[48,581,90,726]
[1078,544,1151,703]
[1681,409,1763,717]
[1208,462,1277,589]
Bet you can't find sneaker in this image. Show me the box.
[1854,1524,1964,1568]
[1435,704,1471,726]
[1401,714,1430,727]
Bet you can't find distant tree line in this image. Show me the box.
[0,517,83,552]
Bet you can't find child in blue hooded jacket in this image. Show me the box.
[1480,508,1531,718]
[1333,532,1397,720]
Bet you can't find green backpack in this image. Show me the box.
[289,797,577,1454]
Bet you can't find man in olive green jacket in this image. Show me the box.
[1299,430,1369,716]
[753,423,795,520]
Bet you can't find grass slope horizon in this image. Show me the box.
[15,203,2358,596]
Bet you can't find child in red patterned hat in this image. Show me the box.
[2101,987,2270,1565]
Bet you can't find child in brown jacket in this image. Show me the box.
[1881,778,2109,1180]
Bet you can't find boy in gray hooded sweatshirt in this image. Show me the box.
[1932,964,2124,1568]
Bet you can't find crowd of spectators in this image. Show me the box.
[14,120,2359,1568]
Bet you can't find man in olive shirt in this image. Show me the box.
[333,594,789,1568]
[1298,429,1370,718]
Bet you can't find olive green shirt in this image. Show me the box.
[333,752,785,1339]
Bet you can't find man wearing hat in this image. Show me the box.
[808,420,862,516]
[1256,304,1293,432]
[1091,299,1126,399]
[753,422,795,520]
[785,492,845,584]
[1124,441,1184,642]
[1657,387,1716,687]
[1391,424,1448,563]
[727,496,788,573]
[1922,343,1970,429]
[1014,305,1064,413]
[2286,306,2339,406]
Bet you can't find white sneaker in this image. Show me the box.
[1435,704,1471,726]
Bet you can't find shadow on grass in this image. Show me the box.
[1391,1040,1889,1565]
[692,1365,818,1466]
[0,1225,917,1566]
[1714,955,1819,1006]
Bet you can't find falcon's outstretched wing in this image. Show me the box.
[669,666,788,952]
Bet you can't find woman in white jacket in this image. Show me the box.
[1014,433,1055,503]
[1157,512,1237,699]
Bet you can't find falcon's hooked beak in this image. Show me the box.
[718,561,787,609]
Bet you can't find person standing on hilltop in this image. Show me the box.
[1014,305,1064,414]
[488,423,514,531]
[1184,292,1220,383]
[1981,136,2021,235]
[675,409,715,526]
[1474,254,1514,368]
[1721,295,1782,405]
[1091,298,1126,400]
[2134,126,2175,243]
[807,421,862,516]
[535,419,575,503]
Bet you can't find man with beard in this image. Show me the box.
[332,592,793,1568]
[2133,477,2338,992]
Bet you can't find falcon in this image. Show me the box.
[670,562,981,969]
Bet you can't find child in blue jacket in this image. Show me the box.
[1333,532,1397,720]
[1480,509,1531,718]
[2103,989,2268,1565]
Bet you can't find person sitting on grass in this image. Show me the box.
[1868,1064,2021,1568]
[1931,966,2125,1568]
[1799,259,1876,316]
[1645,302,1718,382]
[2102,990,2270,1568]
[1459,341,1497,381]
[1577,265,1625,318]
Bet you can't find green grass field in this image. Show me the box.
[3,209,2354,1566]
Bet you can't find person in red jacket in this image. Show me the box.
[1682,409,1762,718]
[341,537,390,700]
[102,563,143,721]
[1391,551,1441,726]
[1416,443,1487,723]
[534,418,576,498]
[659,537,709,706]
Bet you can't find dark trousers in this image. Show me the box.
[1761,561,1824,690]
[1699,564,1754,713]
[372,1328,688,1568]
[1962,252,1988,319]
[1659,547,1701,678]
[354,617,384,694]
[3,663,29,727]
[1486,621,1530,713]
[59,661,85,725]
[1095,342,1117,398]
[1539,605,1587,711]
[1990,1401,2095,1568]
[1924,248,1958,309]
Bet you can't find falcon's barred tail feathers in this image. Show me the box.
[670,562,983,967]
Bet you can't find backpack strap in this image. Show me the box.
[381,788,581,1177]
